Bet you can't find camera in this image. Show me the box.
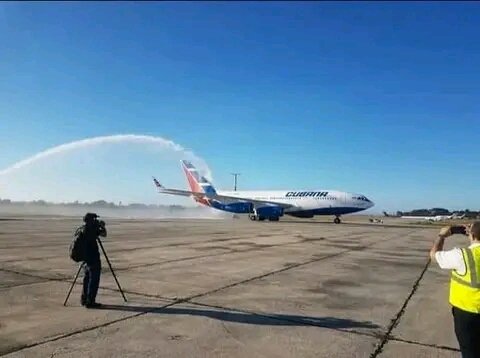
[451,225,467,235]
[94,219,106,237]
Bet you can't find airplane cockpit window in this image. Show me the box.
[354,195,372,203]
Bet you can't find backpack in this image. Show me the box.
[69,225,86,262]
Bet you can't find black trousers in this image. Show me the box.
[82,260,101,304]
[452,306,480,358]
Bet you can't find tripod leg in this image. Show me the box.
[97,239,127,302]
[63,263,84,306]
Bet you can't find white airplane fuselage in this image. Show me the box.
[213,190,374,217]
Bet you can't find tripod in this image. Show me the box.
[63,238,127,306]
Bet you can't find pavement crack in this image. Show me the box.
[389,336,460,352]
[183,230,415,303]
[0,279,53,290]
[120,237,335,272]
[0,267,65,283]
[0,301,178,357]
[369,257,432,358]
[1,229,417,357]
[188,300,382,340]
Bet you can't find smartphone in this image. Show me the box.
[451,226,467,235]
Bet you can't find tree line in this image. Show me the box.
[395,208,480,218]
[0,199,186,210]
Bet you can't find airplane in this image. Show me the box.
[153,160,374,224]
[400,215,449,222]
[400,214,464,222]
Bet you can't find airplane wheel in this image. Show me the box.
[258,216,266,221]
[249,215,257,221]
[334,217,341,224]
[268,217,279,222]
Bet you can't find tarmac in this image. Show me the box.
[0,215,464,357]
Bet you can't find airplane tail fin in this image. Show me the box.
[153,177,165,190]
[181,160,217,195]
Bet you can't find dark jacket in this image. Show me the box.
[83,223,107,263]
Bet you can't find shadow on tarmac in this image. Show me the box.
[98,304,380,330]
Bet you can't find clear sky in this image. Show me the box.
[0,2,479,211]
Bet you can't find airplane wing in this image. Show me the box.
[153,177,294,209]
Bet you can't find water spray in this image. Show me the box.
[0,134,212,179]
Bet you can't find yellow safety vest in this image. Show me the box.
[450,246,480,313]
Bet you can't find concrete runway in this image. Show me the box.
[0,216,463,357]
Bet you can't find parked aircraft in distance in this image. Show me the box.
[153,160,374,223]
[401,214,466,222]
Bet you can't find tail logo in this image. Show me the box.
[153,177,164,189]
[181,160,215,206]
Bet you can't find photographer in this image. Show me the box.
[430,221,480,358]
[81,212,106,309]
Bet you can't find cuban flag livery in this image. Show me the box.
[153,160,374,223]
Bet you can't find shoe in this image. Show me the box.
[81,296,86,306]
[85,302,103,309]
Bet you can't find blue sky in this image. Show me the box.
[0,2,479,211]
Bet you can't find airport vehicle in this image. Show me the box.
[153,160,374,223]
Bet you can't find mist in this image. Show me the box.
[0,202,228,220]
[0,134,223,218]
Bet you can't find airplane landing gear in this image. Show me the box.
[249,214,266,221]
[334,216,341,224]
[249,214,280,222]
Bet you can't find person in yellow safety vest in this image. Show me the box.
[430,221,480,358]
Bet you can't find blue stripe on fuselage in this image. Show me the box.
[287,207,365,216]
